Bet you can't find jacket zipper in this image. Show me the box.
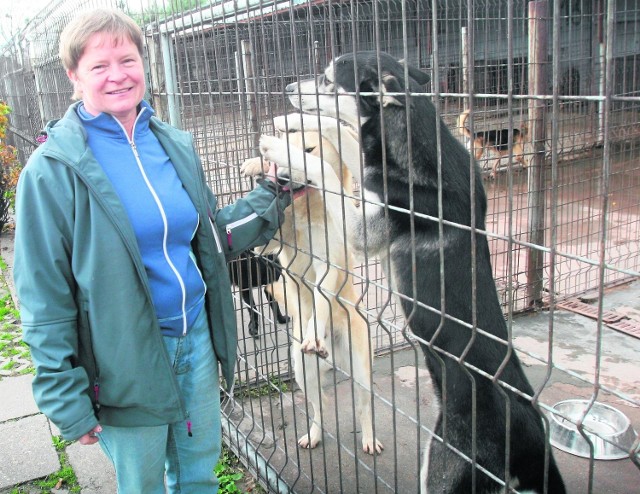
[93,379,101,418]
[225,213,258,251]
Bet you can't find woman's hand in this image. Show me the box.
[78,424,103,445]
[265,161,278,182]
[265,160,307,200]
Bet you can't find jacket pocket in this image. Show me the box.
[224,213,259,252]
[77,301,101,415]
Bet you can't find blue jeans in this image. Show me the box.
[98,308,221,493]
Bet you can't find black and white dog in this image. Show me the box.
[255,51,565,493]
[228,251,289,338]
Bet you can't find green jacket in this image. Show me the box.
[13,103,287,440]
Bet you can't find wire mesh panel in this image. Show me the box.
[2,0,640,493]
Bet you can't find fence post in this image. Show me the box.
[461,26,468,111]
[241,40,260,156]
[147,33,167,122]
[526,1,548,307]
[160,32,181,129]
[596,0,605,145]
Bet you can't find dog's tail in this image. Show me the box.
[458,109,472,138]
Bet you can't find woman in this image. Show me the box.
[13,8,291,493]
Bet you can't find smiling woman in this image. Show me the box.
[59,13,146,137]
[13,7,294,494]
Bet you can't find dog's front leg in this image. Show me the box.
[258,134,344,195]
[240,155,269,177]
[293,350,325,449]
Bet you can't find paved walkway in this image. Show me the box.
[0,232,116,493]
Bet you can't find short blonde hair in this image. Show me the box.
[59,9,144,99]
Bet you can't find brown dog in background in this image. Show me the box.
[458,109,528,178]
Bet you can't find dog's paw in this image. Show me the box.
[240,157,268,177]
[277,313,291,324]
[362,437,384,455]
[298,430,322,449]
[300,338,329,359]
[248,321,260,339]
[259,134,289,166]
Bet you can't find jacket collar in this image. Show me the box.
[76,100,154,141]
[41,101,197,209]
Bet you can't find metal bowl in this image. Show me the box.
[549,400,639,460]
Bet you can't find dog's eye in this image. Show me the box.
[305,146,316,153]
[322,75,335,92]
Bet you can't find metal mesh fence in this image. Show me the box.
[2,0,639,492]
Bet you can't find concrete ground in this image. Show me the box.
[224,282,640,493]
[0,227,638,493]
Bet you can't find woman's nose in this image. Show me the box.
[107,66,126,81]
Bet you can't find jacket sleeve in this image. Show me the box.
[205,168,292,260]
[13,161,98,441]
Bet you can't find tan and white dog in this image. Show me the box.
[241,115,383,455]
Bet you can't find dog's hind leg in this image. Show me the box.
[240,287,260,338]
[419,435,432,494]
[293,333,327,450]
[490,154,502,179]
[288,285,325,449]
[424,424,474,494]
[299,259,345,358]
[338,306,384,455]
[264,286,290,324]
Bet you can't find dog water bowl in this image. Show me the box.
[549,400,638,460]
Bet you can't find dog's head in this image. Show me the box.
[279,129,354,197]
[286,51,430,129]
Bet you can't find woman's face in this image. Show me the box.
[67,32,145,125]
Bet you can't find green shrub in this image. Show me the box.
[0,101,22,232]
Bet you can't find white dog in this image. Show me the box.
[241,115,383,455]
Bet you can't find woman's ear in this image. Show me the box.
[67,70,83,100]
[66,69,77,84]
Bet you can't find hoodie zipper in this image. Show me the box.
[115,113,190,336]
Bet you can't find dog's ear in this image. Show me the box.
[357,68,404,108]
[380,73,405,107]
[398,59,431,86]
